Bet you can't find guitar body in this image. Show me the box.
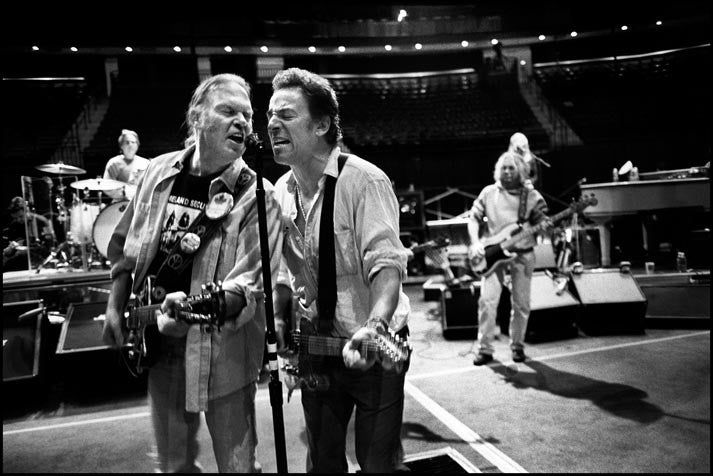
[294,317,339,392]
[123,280,226,374]
[471,223,524,277]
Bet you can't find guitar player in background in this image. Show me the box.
[468,151,549,366]
[102,74,282,473]
[269,68,412,473]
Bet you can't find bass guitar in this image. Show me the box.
[124,279,226,373]
[470,194,597,278]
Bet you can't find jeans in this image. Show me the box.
[300,336,410,473]
[476,251,535,355]
[148,352,259,473]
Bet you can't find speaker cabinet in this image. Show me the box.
[56,301,111,354]
[571,269,648,335]
[498,272,581,342]
[527,272,581,342]
[440,282,478,339]
[3,300,45,382]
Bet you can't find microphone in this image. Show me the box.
[18,306,45,322]
[246,133,264,151]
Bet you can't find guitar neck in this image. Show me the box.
[294,334,376,357]
[131,304,163,326]
[501,207,575,249]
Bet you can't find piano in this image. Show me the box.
[580,169,710,266]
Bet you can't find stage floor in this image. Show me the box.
[2,282,710,473]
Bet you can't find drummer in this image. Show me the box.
[103,129,149,202]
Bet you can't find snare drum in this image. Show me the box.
[69,202,100,244]
[92,201,129,258]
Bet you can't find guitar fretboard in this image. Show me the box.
[501,205,584,251]
[293,334,377,357]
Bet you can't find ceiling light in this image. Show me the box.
[461,40,469,47]
[224,46,232,52]
[338,46,346,52]
[125,46,133,52]
[70,46,78,52]
[384,44,392,51]
[621,25,628,31]
[260,46,269,53]
[570,31,578,37]
[538,35,546,41]
[31,45,39,51]
[491,39,499,45]
[173,46,182,52]
[414,43,422,50]
[656,20,662,26]
[308,46,316,53]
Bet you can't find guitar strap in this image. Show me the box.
[316,153,348,335]
[517,185,529,225]
[152,167,257,301]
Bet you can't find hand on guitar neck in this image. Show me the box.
[343,324,396,371]
[156,291,191,338]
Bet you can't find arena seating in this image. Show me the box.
[3,80,88,164]
[329,69,544,148]
[533,45,710,148]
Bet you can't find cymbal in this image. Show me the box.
[35,162,86,175]
[70,178,125,191]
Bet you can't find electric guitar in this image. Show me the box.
[470,195,597,278]
[123,280,226,373]
[282,317,411,398]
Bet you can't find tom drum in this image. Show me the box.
[69,202,100,244]
[92,201,129,258]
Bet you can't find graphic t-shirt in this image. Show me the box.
[146,167,220,295]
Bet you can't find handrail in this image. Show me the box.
[50,85,104,167]
[422,186,481,221]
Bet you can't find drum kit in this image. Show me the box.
[30,162,132,272]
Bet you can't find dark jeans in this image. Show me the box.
[301,329,410,473]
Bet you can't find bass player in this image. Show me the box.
[468,150,549,365]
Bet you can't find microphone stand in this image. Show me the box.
[246,133,288,474]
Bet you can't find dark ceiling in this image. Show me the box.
[2,1,708,48]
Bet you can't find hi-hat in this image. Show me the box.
[35,162,86,175]
[70,178,125,191]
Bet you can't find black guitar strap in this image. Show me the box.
[152,167,256,301]
[316,153,348,335]
[517,185,529,225]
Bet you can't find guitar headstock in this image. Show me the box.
[175,281,226,328]
[410,236,450,255]
[375,330,412,366]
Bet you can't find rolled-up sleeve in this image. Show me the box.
[355,178,410,282]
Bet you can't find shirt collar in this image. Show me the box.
[173,144,247,193]
[285,146,341,193]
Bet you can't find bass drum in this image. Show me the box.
[92,201,129,259]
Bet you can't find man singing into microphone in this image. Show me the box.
[508,132,543,189]
[102,74,282,473]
